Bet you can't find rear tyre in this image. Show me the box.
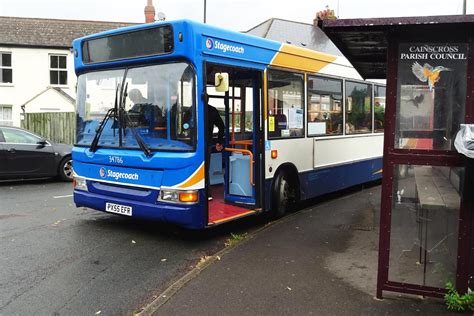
[58,157,73,182]
[271,172,292,219]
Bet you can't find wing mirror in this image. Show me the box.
[37,139,48,146]
[215,72,229,92]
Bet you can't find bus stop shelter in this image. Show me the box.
[320,15,474,299]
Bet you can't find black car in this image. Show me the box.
[0,126,73,181]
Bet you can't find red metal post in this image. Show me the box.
[456,37,474,294]
[376,35,399,299]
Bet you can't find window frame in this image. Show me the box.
[374,84,386,133]
[266,68,305,140]
[75,62,198,152]
[307,74,344,137]
[0,52,13,84]
[0,105,13,126]
[1,127,44,145]
[49,54,68,86]
[344,79,373,135]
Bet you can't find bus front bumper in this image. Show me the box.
[74,190,207,229]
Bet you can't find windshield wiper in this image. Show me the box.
[89,107,115,152]
[119,82,152,156]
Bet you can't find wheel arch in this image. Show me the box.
[57,154,72,172]
[57,154,73,181]
[271,162,301,205]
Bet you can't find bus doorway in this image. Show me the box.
[205,64,263,226]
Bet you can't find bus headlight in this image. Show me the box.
[73,177,88,191]
[159,189,199,204]
[160,190,179,202]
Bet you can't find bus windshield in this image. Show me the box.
[76,62,196,152]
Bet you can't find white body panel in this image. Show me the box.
[313,134,384,169]
[265,134,384,179]
[265,137,314,179]
[317,56,363,81]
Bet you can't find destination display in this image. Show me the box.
[82,26,173,64]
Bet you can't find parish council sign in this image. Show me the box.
[400,44,468,60]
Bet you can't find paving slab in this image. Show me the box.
[153,185,453,315]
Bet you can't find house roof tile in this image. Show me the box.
[246,18,344,56]
[0,16,136,49]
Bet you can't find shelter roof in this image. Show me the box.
[320,15,474,79]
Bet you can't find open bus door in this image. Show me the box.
[205,64,263,226]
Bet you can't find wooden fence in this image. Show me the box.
[21,112,76,145]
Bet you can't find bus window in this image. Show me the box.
[76,62,196,151]
[345,81,372,134]
[267,70,304,139]
[307,76,343,136]
[374,85,386,133]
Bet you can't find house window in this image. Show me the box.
[0,52,12,83]
[0,105,13,126]
[50,55,67,85]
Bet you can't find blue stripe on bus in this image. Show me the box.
[265,158,383,208]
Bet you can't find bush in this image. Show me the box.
[445,281,474,312]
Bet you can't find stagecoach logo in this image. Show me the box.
[205,38,245,54]
[99,167,106,178]
[99,167,139,181]
[205,38,213,50]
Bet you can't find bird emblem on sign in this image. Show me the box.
[411,62,451,91]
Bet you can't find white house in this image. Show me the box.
[0,16,133,127]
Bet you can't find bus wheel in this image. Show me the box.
[271,172,292,218]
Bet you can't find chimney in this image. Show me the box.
[145,0,156,23]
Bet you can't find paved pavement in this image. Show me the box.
[0,179,266,315]
[153,184,452,315]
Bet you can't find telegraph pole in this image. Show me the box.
[204,0,207,23]
[462,0,466,15]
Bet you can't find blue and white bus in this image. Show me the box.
[72,20,385,229]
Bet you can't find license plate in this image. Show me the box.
[105,203,133,216]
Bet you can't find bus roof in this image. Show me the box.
[73,19,359,78]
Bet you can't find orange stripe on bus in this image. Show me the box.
[209,210,255,225]
[271,44,337,73]
[373,169,383,175]
[178,164,204,189]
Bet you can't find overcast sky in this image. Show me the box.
[0,0,472,31]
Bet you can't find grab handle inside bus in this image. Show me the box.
[224,147,254,186]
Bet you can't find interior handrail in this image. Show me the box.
[224,147,254,186]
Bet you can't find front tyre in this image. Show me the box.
[57,157,73,182]
[271,172,292,219]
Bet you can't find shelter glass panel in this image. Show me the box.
[388,164,462,288]
[395,43,468,151]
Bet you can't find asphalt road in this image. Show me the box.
[0,179,264,315]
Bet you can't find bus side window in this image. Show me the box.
[267,70,304,139]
